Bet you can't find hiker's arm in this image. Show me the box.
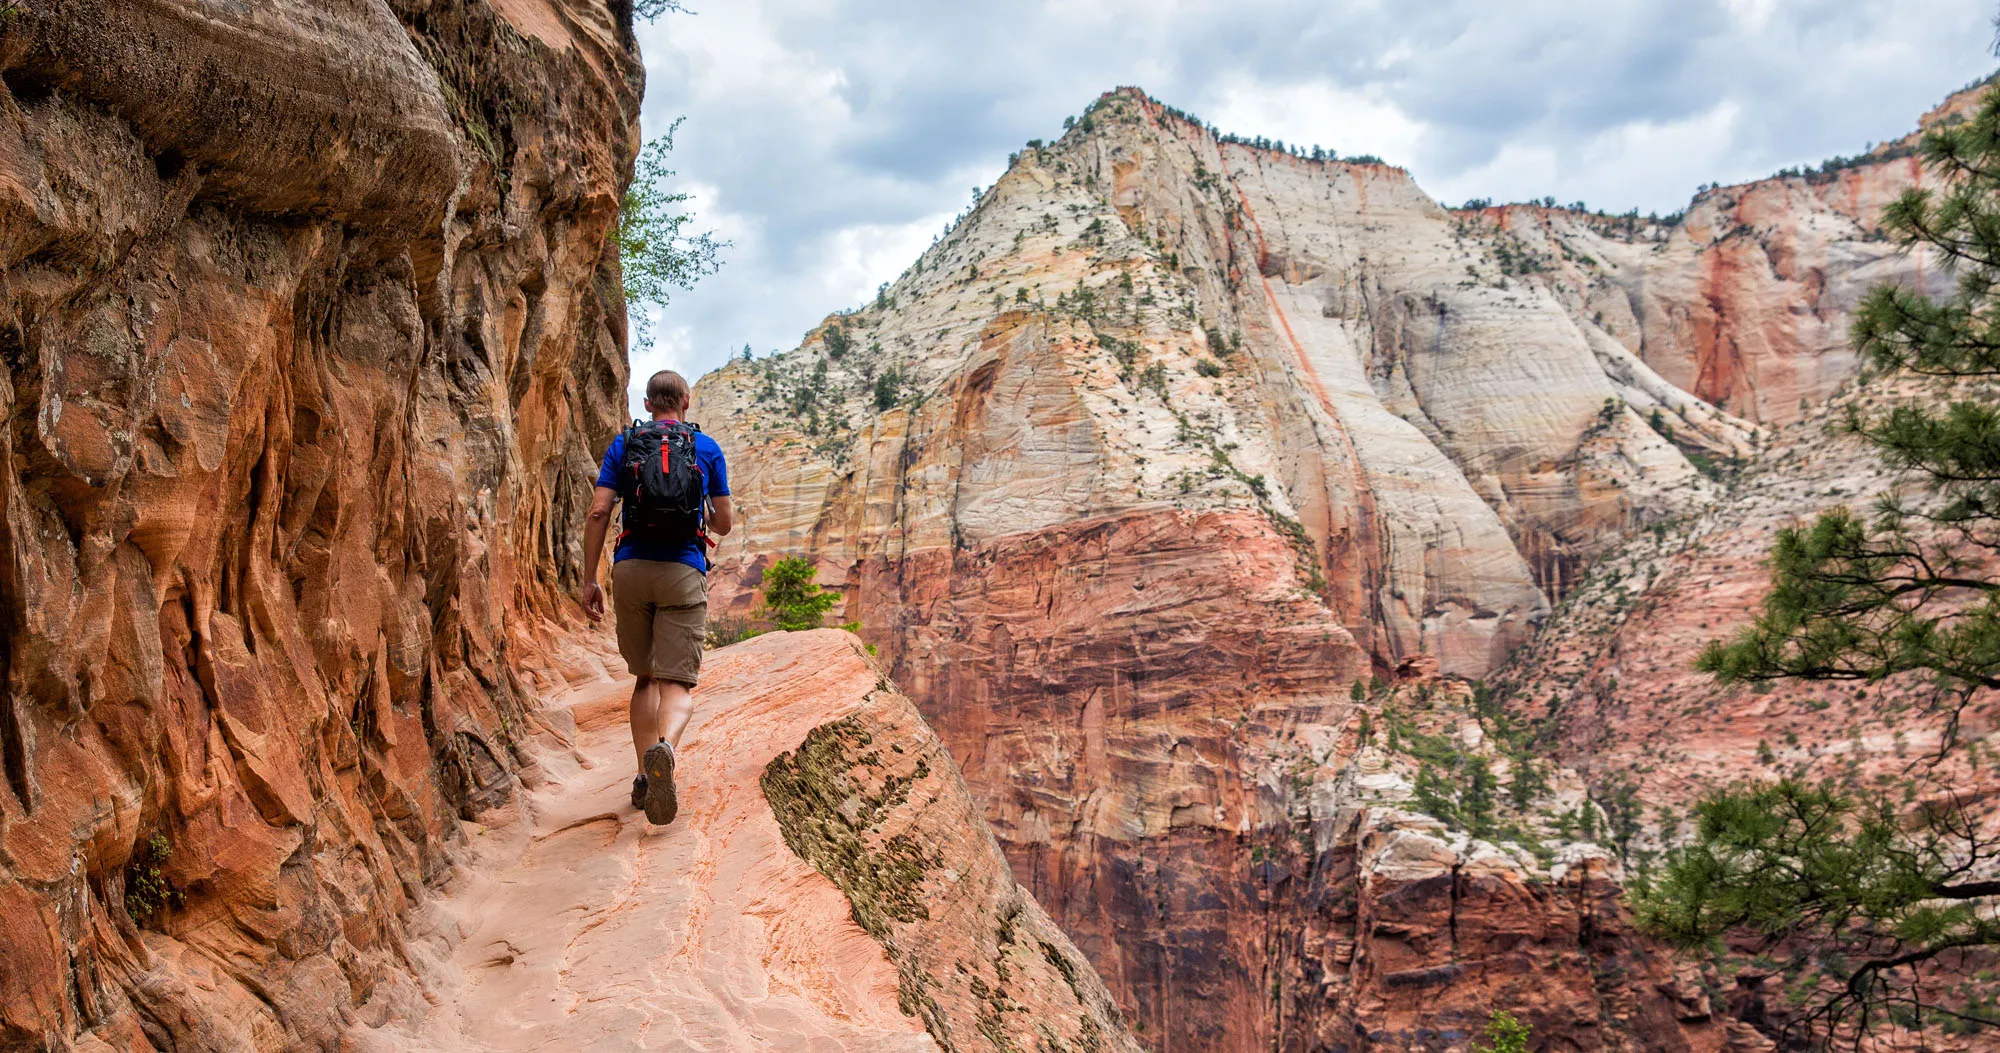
[581,486,616,618]
[708,495,734,537]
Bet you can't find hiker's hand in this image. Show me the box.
[582,582,604,621]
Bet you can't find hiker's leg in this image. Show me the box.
[660,680,695,750]
[612,559,666,771]
[650,563,708,752]
[629,676,662,768]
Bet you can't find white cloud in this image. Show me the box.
[623,0,1997,408]
[1723,0,1780,33]
[1423,100,1743,213]
[822,210,963,306]
[1200,77,1427,163]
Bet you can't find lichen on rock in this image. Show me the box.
[758,639,1138,1053]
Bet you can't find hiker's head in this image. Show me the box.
[644,370,690,416]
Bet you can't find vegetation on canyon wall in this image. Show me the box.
[616,118,724,348]
[706,556,874,649]
[1642,84,2000,1046]
[757,556,842,632]
[692,71,1992,1047]
[1476,1011,1533,1053]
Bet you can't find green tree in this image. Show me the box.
[1598,773,1644,862]
[1642,82,2000,1045]
[758,557,839,632]
[1460,755,1498,836]
[632,0,685,23]
[616,119,724,349]
[1476,1010,1531,1053]
[872,368,904,411]
[824,324,851,359]
[1412,763,1456,827]
[123,834,183,924]
[1507,756,1548,810]
[1641,782,1999,1033]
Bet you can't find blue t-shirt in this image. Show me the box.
[595,423,730,573]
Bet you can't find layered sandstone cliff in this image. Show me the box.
[1481,379,2000,1049]
[1519,81,1983,425]
[7,2,1981,1044]
[690,83,1970,1049]
[0,1,637,1047]
[1488,375,2000,851]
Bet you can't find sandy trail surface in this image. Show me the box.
[348,639,934,1052]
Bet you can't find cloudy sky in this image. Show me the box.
[628,0,1997,404]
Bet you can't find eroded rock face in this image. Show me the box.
[1291,819,1721,1052]
[1480,373,2000,1049]
[755,630,1139,1053]
[1280,673,1773,1052]
[690,83,1966,1050]
[1526,83,1983,426]
[1487,378,1997,853]
[0,1,636,1047]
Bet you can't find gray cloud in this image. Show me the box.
[629,0,1996,407]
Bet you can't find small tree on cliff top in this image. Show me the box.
[1639,81,2000,1046]
[617,118,724,349]
[758,557,839,632]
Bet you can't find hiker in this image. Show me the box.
[580,369,733,825]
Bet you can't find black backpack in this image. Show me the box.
[617,419,708,547]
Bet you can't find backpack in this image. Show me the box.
[617,419,709,548]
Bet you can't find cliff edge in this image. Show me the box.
[353,629,1139,1053]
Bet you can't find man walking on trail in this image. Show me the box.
[581,369,733,825]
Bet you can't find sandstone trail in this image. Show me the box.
[355,629,1133,1052]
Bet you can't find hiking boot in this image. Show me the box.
[630,774,647,811]
[641,740,677,825]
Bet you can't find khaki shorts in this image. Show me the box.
[611,559,707,685]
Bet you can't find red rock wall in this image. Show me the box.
[1571,165,1946,426]
[1487,390,1994,845]
[708,500,1368,1050]
[1534,81,1990,425]
[0,1,636,1047]
[1286,839,1735,1052]
[689,78,1988,1053]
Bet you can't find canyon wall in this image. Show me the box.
[1529,82,1980,425]
[1480,378,2000,1048]
[1487,377,2000,849]
[6,1,1976,1042]
[692,83,1971,1048]
[0,1,637,1047]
